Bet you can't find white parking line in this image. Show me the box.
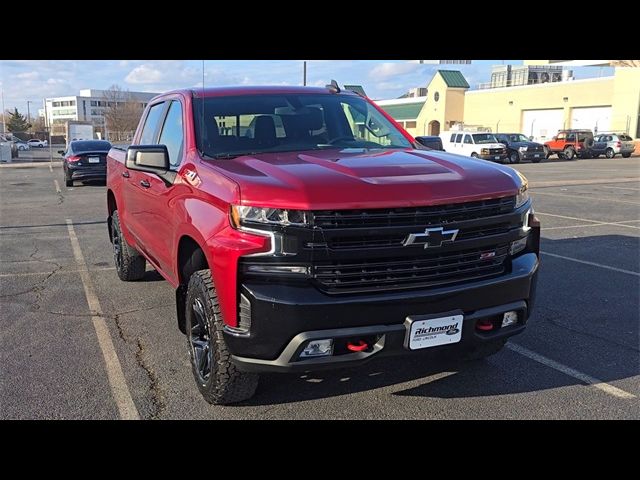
[532,190,640,205]
[49,163,53,173]
[53,179,61,193]
[507,343,636,399]
[66,219,140,420]
[536,212,640,230]
[540,251,640,276]
[599,185,640,192]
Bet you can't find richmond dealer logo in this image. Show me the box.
[414,323,460,337]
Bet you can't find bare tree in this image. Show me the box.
[609,60,640,67]
[103,84,144,142]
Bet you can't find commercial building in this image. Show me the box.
[374,66,640,142]
[43,89,159,137]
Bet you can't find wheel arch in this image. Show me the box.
[175,235,211,334]
[107,189,117,243]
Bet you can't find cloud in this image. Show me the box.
[16,71,39,80]
[46,78,65,85]
[369,62,421,79]
[125,64,164,84]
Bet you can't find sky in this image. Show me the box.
[0,60,614,117]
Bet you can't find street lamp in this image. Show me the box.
[26,100,32,130]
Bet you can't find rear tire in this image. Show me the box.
[622,153,632,158]
[563,147,575,160]
[531,156,542,163]
[543,146,551,159]
[111,210,146,281]
[185,269,259,405]
[464,338,507,361]
[605,148,615,159]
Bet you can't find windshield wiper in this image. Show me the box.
[209,152,259,160]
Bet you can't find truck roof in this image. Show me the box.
[153,85,359,101]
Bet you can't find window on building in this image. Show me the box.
[139,102,165,144]
[158,101,184,168]
[405,121,417,129]
[91,101,98,107]
[53,102,61,107]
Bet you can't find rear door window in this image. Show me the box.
[463,135,473,144]
[455,134,463,143]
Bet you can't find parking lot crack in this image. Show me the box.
[135,338,166,420]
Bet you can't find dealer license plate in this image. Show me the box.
[405,314,463,350]
[88,157,100,163]
[534,154,540,158]
[494,156,500,160]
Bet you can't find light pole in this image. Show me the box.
[303,61,307,86]
[1,87,5,135]
[26,100,32,131]
[530,118,536,138]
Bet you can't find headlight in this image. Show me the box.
[481,148,489,155]
[518,146,528,152]
[230,205,309,228]
[515,172,529,208]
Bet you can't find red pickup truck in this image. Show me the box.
[107,85,540,404]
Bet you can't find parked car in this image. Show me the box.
[440,130,508,162]
[60,140,111,187]
[414,135,445,151]
[14,140,30,151]
[27,139,48,148]
[495,133,545,164]
[106,85,539,404]
[590,133,635,159]
[544,129,594,160]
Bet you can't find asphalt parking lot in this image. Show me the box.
[0,156,638,419]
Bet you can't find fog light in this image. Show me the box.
[300,339,333,358]
[510,237,527,255]
[502,311,519,328]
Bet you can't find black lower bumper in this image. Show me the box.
[227,253,539,373]
[67,166,106,180]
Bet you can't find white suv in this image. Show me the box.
[440,131,508,163]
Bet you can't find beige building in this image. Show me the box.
[375,66,640,141]
[376,70,469,137]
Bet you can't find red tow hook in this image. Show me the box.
[476,319,494,331]
[347,340,369,352]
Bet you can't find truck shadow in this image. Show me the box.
[241,234,639,407]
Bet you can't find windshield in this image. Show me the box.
[472,133,498,144]
[507,134,529,142]
[193,93,412,158]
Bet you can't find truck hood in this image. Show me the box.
[509,141,542,148]
[483,143,508,149]
[202,148,521,210]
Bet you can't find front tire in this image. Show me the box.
[185,270,259,405]
[471,152,479,158]
[509,151,520,164]
[111,210,146,281]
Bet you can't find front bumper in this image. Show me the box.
[478,153,508,161]
[227,252,539,372]
[520,151,544,161]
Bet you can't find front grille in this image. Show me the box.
[312,244,509,293]
[488,148,504,155]
[527,145,543,153]
[312,197,515,229]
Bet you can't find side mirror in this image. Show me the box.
[552,136,557,141]
[126,145,175,185]
[528,136,534,141]
[58,150,65,155]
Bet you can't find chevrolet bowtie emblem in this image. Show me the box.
[403,227,459,249]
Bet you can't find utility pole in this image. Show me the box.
[303,61,307,86]
[26,100,32,131]
[1,87,5,135]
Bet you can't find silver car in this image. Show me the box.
[591,133,635,158]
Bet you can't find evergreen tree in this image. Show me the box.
[6,108,32,132]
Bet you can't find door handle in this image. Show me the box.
[140,180,150,188]
[122,171,130,178]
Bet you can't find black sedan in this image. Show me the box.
[495,133,545,164]
[60,140,111,187]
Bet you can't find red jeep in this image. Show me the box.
[106,85,540,404]
[544,129,594,160]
